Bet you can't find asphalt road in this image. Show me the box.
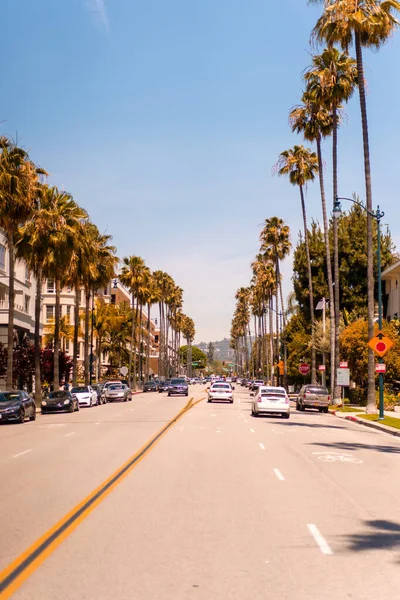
[1,384,400,599]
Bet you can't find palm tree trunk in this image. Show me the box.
[53,278,61,391]
[275,288,279,384]
[332,105,341,403]
[278,268,288,390]
[269,297,274,383]
[355,32,375,413]
[84,288,90,385]
[146,303,151,381]
[139,303,143,383]
[6,233,15,389]
[72,282,80,386]
[316,135,336,397]
[129,294,137,390]
[299,184,316,384]
[95,335,100,383]
[34,266,42,403]
[158,301,163,377]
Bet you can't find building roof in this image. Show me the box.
[382,260,400,279]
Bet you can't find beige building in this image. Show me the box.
[382,261,400,321]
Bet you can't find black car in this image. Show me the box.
[41,391,79,414]
[143,381,158,392]
[158,380,170,393]
[0,390,36,424]
[167,378,189,397]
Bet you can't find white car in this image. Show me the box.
[71,385,98,408]
[251,386,290,419]
[207,382,234,403]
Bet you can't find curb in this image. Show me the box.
[331,410,400,438]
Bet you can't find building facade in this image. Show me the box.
[382,261,400,321]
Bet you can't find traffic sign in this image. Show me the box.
[318,365,326,371]
[299,363,310,376]
[376,363,386,374]
[119,366,128,376]
[368,331,394,358]
[337,368,350,386]
[339,361,348,368]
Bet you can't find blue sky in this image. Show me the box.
[2,1,400,342]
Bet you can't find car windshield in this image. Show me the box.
[0,392,20,403]
[171,379,186,384]
[109,385,123,390]
[48,391,67,399]
[261,388,286,397]
[71,387,88,393]
[306,386,329,395]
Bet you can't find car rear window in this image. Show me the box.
[261,389,286,397]
[212,384,230,389]
[306,386,329,395]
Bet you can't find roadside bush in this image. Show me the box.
[348,387,367,406]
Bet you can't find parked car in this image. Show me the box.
[0,390,36,424]
[71,385,98,408]
[251,386,290,418]
[207,382,234,403]
[91,384,104,405]
[41,391,79,413]
[167,378,189,397]
[143,381,158,393]
[296,385,330,412]
[105,383,132,402]
[158,380,170,393]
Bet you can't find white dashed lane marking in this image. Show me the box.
[13,449,32,459]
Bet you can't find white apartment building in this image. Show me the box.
[382,261,400,321]
[0,231,42,346]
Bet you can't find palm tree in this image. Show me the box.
[304,46,358,401]
[259,217,291,387]
[119,256,150,390]
[290,93,335,391]
[311,0,400,410]
[43,188,87,391]
[0,138,47,389]
[276,145,319,383]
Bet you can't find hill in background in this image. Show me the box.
[195,338,233,362]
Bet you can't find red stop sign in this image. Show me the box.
[299,363,310,375]
[376,341,387,353]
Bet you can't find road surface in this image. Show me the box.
[1,385,400,599]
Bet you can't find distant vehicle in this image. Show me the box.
[71,386,98,408]
[158,380,170,393]
[0,390,36,424]
[105,384,132,403]
[296,385,330,413]
[189,378,196,385]
[41,391,79,414]
[207,382,234,404]
[250,380,265,392]
[143,381,158,393]
[193,377,201,384]
[168,378,189,397]
[251,386,290,418]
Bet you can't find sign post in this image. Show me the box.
[368,330,394,420]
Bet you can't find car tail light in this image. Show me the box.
[306,391,311,395]
[327,395,331,402]
[285,398,290,404]
[257,398,262,403]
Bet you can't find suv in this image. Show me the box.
[297,385,330,412]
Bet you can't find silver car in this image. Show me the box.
[105,384,132,403]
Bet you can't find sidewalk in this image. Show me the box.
[331,406,400,438]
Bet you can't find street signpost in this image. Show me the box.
[339,361,348,368]
[375,363,386,374]
[299,363,310,376]
[337,368,350,387]
[368,331,394,358]
[318,365,326,372]
[119,366,128,376]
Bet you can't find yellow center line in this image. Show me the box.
[0,396,204,600]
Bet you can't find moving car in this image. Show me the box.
[0,391,36,424]
[251,386,290,418]
[167,378,189,396]
[143,381,158,393]
[158,380,170,393]
[207,382,234,403]
[71,385,98,408]
[296,385,330,412]
[105,383,132,402]
[250,380,265,393]
[41,391,79,413]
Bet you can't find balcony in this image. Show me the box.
[0,300,29,315]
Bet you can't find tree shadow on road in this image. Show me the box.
[308,441,400,454]
[344,520,400,559]
[269,421,346,430]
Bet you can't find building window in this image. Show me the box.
[47,280,55,293]
[24,296,30,313]
[66,305,72,319]
[46,305,55,322]
[0,245,5,270]
[104,287,108,295]
[111,294,116,305]
[65,339,70,353]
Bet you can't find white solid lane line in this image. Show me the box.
[64,432,76,437]
[94,422,100,425]
[13,449,32,459]
[259,442,266,450]
[307,524,333,556]
[273,468,285,481]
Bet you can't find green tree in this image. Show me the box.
[179,345,207,369]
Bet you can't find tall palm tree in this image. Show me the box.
[119,256,150,390]
[152,270,173,378]
[276,145,319,383]
[311,0,400,410]
[290,94,335,391]
[0,138,47,389]
[144,274,160,381]
[304,46,358,401]
[43,188,87,391]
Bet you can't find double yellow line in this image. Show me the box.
[0,396,202,599]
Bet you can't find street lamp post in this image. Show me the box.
[333,195,385,420]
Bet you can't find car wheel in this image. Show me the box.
[19,409,25,424]
[29,407,36,421]
[167,393,171,397]
[296,402,300,411]
[324,407,329,413]
[124,396,127,402]
[230,399,234,403]
[285,413,290,419]
[185,392,188,396]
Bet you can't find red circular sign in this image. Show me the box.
[376,341,387,353]
[299,363,310,375]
